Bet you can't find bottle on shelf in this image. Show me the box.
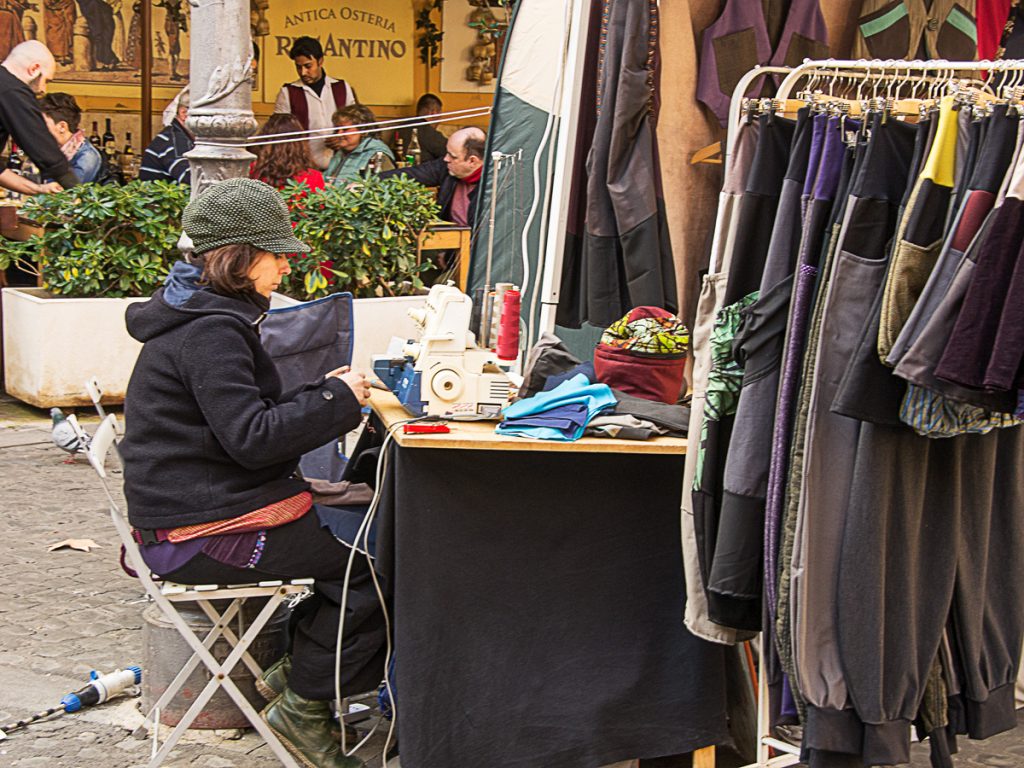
[408,127,421,166]
[121,132,136,179]
[6,142,24,173]
[102,118,116,157]
[22,154,40,185]
[89,121,101,147]
[6,143,24,200]
[393,133,405,161]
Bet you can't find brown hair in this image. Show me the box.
[198,243,266,295]
[331,103,378,139]
[38,92,82,132]
[250,114,314,189]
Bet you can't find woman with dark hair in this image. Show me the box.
[325,103,395,184]
[121,178,377,768]
[251,113,325,194]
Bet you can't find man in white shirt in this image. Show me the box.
[273,36,356,171]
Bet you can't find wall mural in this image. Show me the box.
[0,0,190,85]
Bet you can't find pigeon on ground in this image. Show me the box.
[50,408,89,455]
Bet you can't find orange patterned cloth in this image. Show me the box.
[164,491,313,543]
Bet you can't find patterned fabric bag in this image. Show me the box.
[594,306,690,404]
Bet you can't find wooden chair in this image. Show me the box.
[86,413,311,768]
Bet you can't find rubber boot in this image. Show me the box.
[256,654,291,702]
[256,656,354,742]
[262,686,365,768]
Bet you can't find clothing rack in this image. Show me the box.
[718,56,1024,768]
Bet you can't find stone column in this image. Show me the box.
[184,0,257,198]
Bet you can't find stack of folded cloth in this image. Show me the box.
[496,373,616,441]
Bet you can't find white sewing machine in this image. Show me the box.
[401,284,514,418]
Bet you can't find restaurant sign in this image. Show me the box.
[264,0,415,105]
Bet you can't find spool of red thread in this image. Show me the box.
[496,289,521,361]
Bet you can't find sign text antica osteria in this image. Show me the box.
[274,6,408,60]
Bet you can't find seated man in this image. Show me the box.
[139,89,193,185]
[391,93,447,163]
[38,93,109,184]
[380,126,485,228]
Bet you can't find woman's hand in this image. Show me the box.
[327,366,372,406]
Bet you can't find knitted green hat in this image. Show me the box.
[182,177,311,255]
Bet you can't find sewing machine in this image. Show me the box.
[372,285,514,419]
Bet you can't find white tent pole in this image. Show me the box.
[536,0,594,336]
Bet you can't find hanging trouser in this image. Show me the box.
[791,116,918,731]
[680,120,760,645]
[935,149,1024,391]
[781,124,864,650]
[692,113,796,633]
[948,425,1024,740]
[719,111,818,635]
[892,205,1021,416]
[722,114,798,304]
[823,420,1024,766]
[712,111,814,724]
[769,116,852,696]
[800,117,928,768]
[886,105,1020,370]
[947,107,985,235]
[829,116,936,429]
[778,132,863,712]
[877,96,960,360]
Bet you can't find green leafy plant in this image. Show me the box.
[0,181,189,298]
[282,175,441,300]
[415,0,444,67]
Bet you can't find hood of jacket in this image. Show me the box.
[126,260,266,343]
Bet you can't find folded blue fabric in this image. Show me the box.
[498,374,616,441]
[499,403,590,438]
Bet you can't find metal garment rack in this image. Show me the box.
[723,57,1024,768]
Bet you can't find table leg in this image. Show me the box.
[693,746,716,768]
[458,230,471,291]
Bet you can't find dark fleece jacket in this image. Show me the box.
[121,269,362,530]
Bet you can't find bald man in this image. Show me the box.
[380,126,486,227]
[0,41,77,195]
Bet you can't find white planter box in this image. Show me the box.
[0,287,426,408]
[2,287,149,408]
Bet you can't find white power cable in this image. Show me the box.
[334,415,423,762]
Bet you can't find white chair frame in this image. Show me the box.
[87,414,309,768]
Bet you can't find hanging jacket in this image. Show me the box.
[852,0,978,61]
[697,0,829,125]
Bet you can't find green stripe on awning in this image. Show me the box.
[947,6,977,42]
[860,4,909,38]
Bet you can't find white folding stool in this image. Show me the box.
[87,413,310,768]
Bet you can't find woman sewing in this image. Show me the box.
[120,178,380,768]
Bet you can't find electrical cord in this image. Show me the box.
[334,414,432,762]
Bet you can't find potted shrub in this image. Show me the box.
[280,174,442,372]
[0,181,189,407]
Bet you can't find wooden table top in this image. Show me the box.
[369,388,688,455]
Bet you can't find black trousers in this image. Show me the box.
[162,507,387,701]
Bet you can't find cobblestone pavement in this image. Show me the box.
[0,395,1022,768]
[0,398,390,768]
